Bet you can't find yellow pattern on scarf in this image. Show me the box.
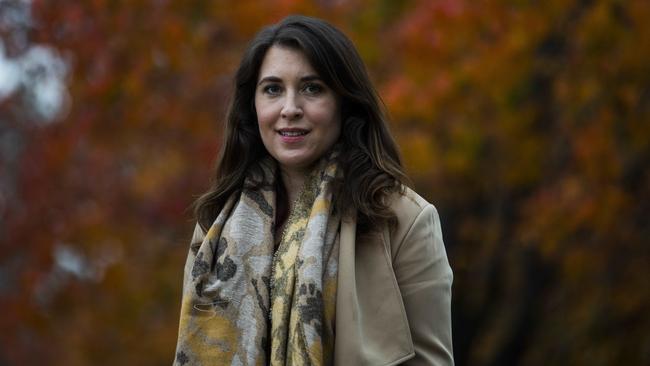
[269,170,336,366]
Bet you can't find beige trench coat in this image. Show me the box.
[184,188,454,365]
[334,188,454,366]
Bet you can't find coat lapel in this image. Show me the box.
[334,215,415,366]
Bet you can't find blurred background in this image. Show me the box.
[1,0,649,365]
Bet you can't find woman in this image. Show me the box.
[174,15,453,366]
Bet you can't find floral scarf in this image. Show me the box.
[174,153,341,366]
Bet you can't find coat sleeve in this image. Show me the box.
[392,204,454,366]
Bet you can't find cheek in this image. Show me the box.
[325,105,342,138]
[311,99,340,126]
[313,110,341,146]
[255,101,275,129]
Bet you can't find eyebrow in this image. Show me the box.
[257,75,322,86]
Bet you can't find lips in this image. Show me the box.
[277,128,309,136]
[277,128,309,143]
[279,130,307,136]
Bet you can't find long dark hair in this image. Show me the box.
[194,15,407,233]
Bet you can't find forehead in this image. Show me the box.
[257,45,318,79]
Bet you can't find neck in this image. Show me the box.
[279,167,307,209]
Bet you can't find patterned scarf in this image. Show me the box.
[174,152,341,366]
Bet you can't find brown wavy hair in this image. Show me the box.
[194,15,407,233]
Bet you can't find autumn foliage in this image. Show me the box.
[1,0,649,365]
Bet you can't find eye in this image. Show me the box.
[262,84,282,95]
[302,82,324,95]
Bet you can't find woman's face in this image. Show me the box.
[255,45,341,175]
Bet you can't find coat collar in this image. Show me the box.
[333,215,415,366]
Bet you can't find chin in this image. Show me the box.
[276,155,317,171]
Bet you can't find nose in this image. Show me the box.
[281,93,303,120]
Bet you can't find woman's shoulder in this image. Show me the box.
[386,186,442,257]
[388,186,435,222]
